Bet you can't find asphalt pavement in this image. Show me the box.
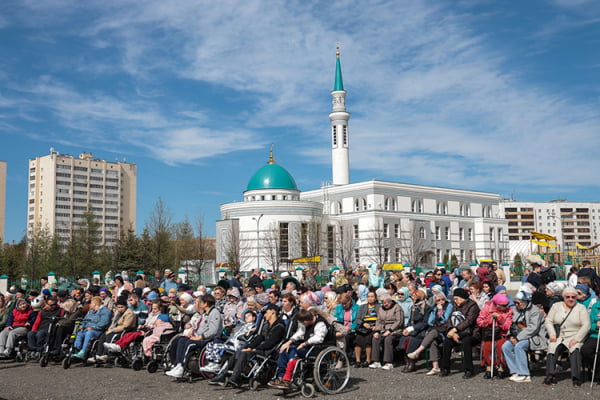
[0,357,598,400]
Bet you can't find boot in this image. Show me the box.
[402,355,415,373]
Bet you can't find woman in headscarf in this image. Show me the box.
[575,283,597,312]
[396,286,413,327]
[395,289,432,372]
[407,292,453,375]
[502,290,546,383]
[369,293,404,370]
[477,293,513,379]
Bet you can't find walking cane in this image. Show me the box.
[490,316,496,379]
[591,329,600,390]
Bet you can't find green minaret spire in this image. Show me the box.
[334,46,344,91]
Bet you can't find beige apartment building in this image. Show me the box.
[27,149,136,245]
[0,161,6,242]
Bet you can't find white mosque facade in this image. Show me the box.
[216,51,509,272]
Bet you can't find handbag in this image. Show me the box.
[355,326,370,336]
[553,306,574,337]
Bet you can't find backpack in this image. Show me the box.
[540,266,557,284]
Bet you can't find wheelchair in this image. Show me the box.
[147,331,180,374]
[181,343,215,382]
[283,344,351,397]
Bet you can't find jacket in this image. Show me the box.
[356,303,380,328]
[6,305,37,328]
[248,318,286,352]
[443,298,479,334]
[333,302,360,331]
[545,302,590,353]
[31,306,64,332]
[477,300,513,337]
[374,302,404,334]
[404,300,432,338]
[108,308,136,333]
[196,307,221,341]
[510,302,547,351]
[81,305,112,331]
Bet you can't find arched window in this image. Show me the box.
[411,199,423,213]
[419,227,426,239]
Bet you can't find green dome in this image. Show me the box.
[246,162,298,191]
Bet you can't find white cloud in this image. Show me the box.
[3,0,599,194]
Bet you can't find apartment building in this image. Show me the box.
[27,149,136,245]
[500,200,600,252]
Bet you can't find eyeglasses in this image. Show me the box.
[434,273,442,276]
[564,295,577,299]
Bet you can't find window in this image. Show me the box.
[419,227,426,239]
[343,126,348,146]
[327,226,335,265]
[459,228,464,241]
[353,225,359,239]
[489,227,495,241]
[436,249,442,263]
[468,228,473,241]
[460,249,465,262]
[332,126,337,146]
[383,223,389,238]
[411,199,423,213]
[354,248,360,263]
[354,198,367,211]
[444,227,449,240]
[384,248,390,262]
[394,224,400,238]
[497,228,503,241]
[435,226,441,240]
[395,248,401,261]
[385,197,396,211]
[437,201,448,215]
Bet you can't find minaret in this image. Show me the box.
[329,46,350,185]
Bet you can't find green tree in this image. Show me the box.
[25,224,53,282]
[0,239,26,280]
[114,228,141,271]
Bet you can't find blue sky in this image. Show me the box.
[1,0,599,243]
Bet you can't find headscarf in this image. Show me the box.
[575,283,591,301]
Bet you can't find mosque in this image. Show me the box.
[216,49,509,273]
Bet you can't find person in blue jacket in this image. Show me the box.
[334,293,359,354]
[73,296,112,359]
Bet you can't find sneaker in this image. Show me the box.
[426,368,441,376]
[104,343,121,353]
[96,355,109,362]
[208,374,226,386]
[382,363,394,371]
[73,350,86,359]
[87,357,97,363]
[509,375,531,383]
[277,380,291,389]
[200,361,221,373]
[508,373,518,380]
[407,351,419,360]
[369,362,382,369]
[166,365,184,378]
[268,378,283,388]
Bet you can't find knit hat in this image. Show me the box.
[99,288,109,294]
[157,314,169,323]
[116,297,128,307]
[492,293,509,306]
[147,291,159,301]
[453,288,470,300]
[494,285,507,294]
[514,290,532,302]
[431,285,443,294]
[180,293,193,304]
[546,281,564,295]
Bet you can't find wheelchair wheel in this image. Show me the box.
[132,358,143,371]
[40,354,49,368]
[301,383,315,398]
[147,360,159,373]
[62,357,71,369]
[313,346,350,394]
[197,346,214,379]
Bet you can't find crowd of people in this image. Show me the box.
[0,256,600,391]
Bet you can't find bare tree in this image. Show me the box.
[220,223,250,274]
[336,222,355,270]
[300,215,323,271]
[146,197,174,270]
[367,220,387,265]
[400,222,434,269]
[261,222,281,271]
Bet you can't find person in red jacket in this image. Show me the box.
[0,298,37,357]
[27,297,64,355]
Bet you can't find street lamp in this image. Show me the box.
[252,214,264,270]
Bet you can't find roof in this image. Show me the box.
[334,48,344,91]
[246,154,298,191]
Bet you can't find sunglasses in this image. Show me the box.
[435,299,445,302]
[564,295,577,299]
